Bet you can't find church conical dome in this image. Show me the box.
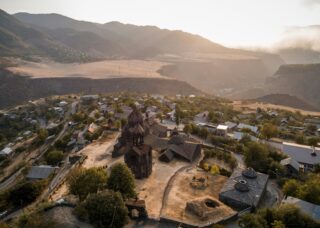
[128,109,144,127]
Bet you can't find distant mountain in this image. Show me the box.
[267,64,320,109]
[0,9,92,62]
[12,12,285,94]
[14,12,227,58]
[253,94,319,111]
[43,27,125,58]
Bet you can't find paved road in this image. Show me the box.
[0,169,23,190]
[0,102,76,220]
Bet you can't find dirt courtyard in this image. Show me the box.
[161,168,236,226]
[135,153,191,220]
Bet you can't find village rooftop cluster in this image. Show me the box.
[0,93,320,227]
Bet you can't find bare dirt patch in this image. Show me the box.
[7,59,171,79]
[45,206,93,228]
[161,168,236,226]
[233,100,320,116]
[50,133,120,201]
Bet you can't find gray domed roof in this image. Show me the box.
[234,179,249,192]
[242,167,257,179]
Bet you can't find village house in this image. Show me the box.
[232,132,259,142]
[237,123,259,134]
[158,134,201,163]
[197,123,217,133]
[305,118,320,126]
[26,165,57,181]
[166,110,175,122]
[216,124,228,136]
[147,122,168,138]
[80,95,99,103]
[88,123,99,134]
[267,110,278,117]
[280,157,300,176]
[281,142,320,172]
[224,121,237,131]
[71,102,78,115]
[194,111,209,124]
[146,106,158,113]
[58,101,68,107]
[0,147,13,157]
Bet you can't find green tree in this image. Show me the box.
[107,163,136,199]
[18,213,56,228]
[183,124,192,134]
[282,175,320,205]
[78,190,129,228]
[8,180,46,207]
[120,118,127,128]
[295,134,306,144]
[37,128,48,143]
[307,137,319,147]
[67,167,107,201]
[261,123,278,139]
[244,142,269,172]
[238,213,267,228]
[45,150,64,166]
[299,178,320,204]
[307,124,317,134]
[271,220,285,228]
[282,179,300,197]
[199,127,209,139]
[0,222,9,228]
[175,105,182,126]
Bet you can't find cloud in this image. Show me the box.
[273,26,320,51]
[303,0,320,6]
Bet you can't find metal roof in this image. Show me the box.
[282,142,320,165]
[280,157,300,171]
[26,165,56,180]
[0,147,13,155]
[282,196,320,221]
[217,125,228,130]
[237,123,258,133]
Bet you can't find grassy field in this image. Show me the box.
[233,100,320,116]
[7,59,171,79]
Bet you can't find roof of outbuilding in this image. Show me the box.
[280,157,300,171]
[237,123,258,133]
[167,143,200,162]
[233,132,259,142]
[168,135,185,145]
[219,168,269,208]
[26,165,56,179]
[0,147,13,155]
[217,125,228,130]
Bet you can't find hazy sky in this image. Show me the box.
[1,0,320,48]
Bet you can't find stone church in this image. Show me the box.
[113,108,152,179]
